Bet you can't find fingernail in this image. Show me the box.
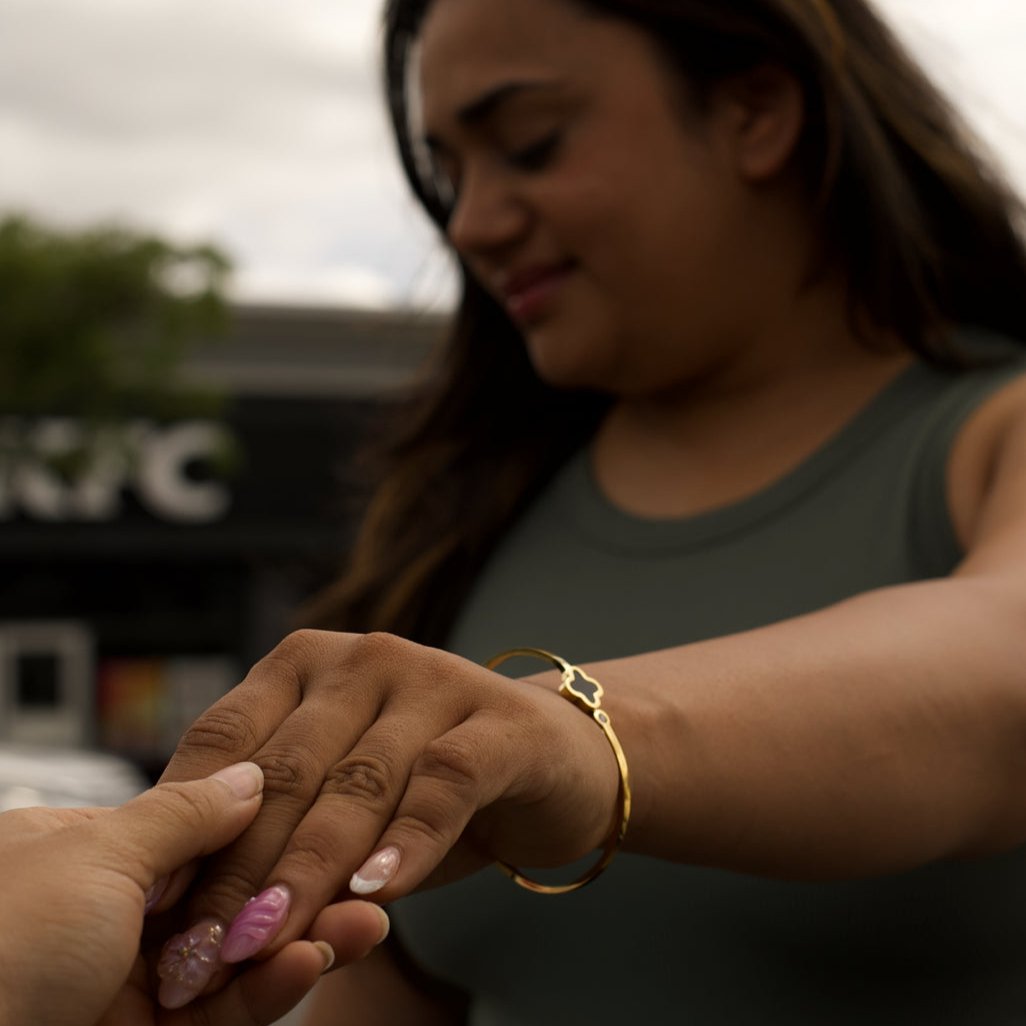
[221,884,292,964]
[314,940,335,973]
[350,847,401,895]
[373,904,391,945]
[210,762,263,800]
[157,918,225,1009]
[144,875,170,914]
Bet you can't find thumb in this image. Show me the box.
[99,762,264,882]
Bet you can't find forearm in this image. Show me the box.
[587,576,1026,879]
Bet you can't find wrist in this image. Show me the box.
[487,648,631,893]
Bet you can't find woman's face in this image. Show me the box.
[417,0,770,395]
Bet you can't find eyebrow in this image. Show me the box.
[423,79,567,154]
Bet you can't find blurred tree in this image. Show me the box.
[0,215,237,495]
[0,214,232,421]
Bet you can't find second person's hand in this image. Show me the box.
[0,762,387,1026]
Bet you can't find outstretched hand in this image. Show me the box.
[0,762,389,1026]
[157,630,618,1004]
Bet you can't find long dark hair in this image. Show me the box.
[299,0,1026,644]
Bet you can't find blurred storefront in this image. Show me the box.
[0,304,441,777]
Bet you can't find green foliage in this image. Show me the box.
[0,214,233,420]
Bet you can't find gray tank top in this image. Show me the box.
[393,337,1026,1025]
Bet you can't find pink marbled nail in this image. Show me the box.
[221,885,292,964]
[157,918,225,1009]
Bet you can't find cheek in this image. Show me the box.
[540,175,652,282]
[607,176,739,312]
[545,154,723,272]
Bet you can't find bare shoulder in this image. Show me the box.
[948,368,1026,570]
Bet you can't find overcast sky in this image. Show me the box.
[2,0,1024,310]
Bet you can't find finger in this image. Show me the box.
[232,657,529,955]
[158,628,376,793]
[352,698,599,900]
[304,901,391,964]
[221,710,446,960]
[98,763,265,886]
[159,651,304,785]
[170,633,394,931]
[154,902,388,1015]
[180,689,389,949]
[154,662,402,995]
[169,939,334,1026]
[175,638,484,968]
[346,714,517,901]
[192,633,458,947]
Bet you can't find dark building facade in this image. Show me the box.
[0,304,441,776]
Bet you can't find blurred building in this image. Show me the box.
[0,304,442,777]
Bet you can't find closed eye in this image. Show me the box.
[507,133,561,171]
[431,133,562,218]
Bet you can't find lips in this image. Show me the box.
[497,261,575,324]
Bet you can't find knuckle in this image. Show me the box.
[264,629,406,701]
[258,745,319,796]
[281,829,341,882]
[417,735,481,794]
[116,790,196,856]
[151,780,219,826]
[271,628,327,662]
[258,630,325,693]
[323,754,396,806]
[389,737,483,850]
[393,794,460,851]
[346,631,406,672]
[243,652,302,699]
[174,704,261,763]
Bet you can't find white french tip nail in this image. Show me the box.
[350,847,401,895]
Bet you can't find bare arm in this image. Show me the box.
[591,374,1026,878]
[595,574,1026,877]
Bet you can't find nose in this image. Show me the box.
[445,165,530,258]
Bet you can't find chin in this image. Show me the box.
[527,353,604,392]
[523,325,613,393]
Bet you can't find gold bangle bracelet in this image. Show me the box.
[485,647,632,895]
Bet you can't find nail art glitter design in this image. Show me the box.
[221,885,292,964]
[157,918,225,1009]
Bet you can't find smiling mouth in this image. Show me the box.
[500,262,576,324]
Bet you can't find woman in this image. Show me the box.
[156,0,1026,1021]
[0,763,388,1025]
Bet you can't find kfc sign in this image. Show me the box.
[0,418,235,523]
